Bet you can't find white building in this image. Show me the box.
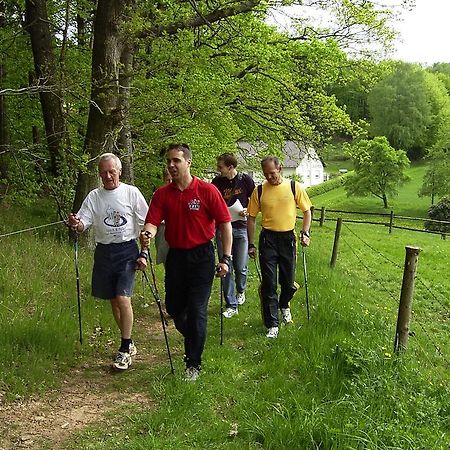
[237,140,326,188]
[282,140,325,188]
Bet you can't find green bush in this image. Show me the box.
[425,196,450,233]
[306,172,352,197]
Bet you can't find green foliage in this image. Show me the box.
[330,59,395,123]
[425,197,450,233]
[367,62,450,159]
[344,136,410,208]
[418,148,450,203]
[306,172,350,197]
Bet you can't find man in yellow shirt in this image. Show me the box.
[247,156,312,338]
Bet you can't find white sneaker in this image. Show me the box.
[129,343,137,356]
[112,351,132,370]
[222,307,238,318]
[184,366,201,382]
[237,292,246,305]
[266,327,279,338]
[281,308,293,324]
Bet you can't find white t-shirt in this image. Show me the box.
[78,183,148,244]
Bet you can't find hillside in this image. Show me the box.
[0,167,449,449]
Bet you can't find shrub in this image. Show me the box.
[425,196,450,233]
[306,172,352,197]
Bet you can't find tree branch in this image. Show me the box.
[137,0,262,38]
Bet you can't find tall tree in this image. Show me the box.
[367,62,449,159]
[344,136,410,208]
[24,0,67,177]
[0,1,9,183]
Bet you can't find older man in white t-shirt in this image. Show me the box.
[68,153,148,370]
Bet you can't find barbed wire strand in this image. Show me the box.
[0,220,65,239]
[343,223,403,269]
[342,222,450,316]
[340,234,400,305]
[340,230,450,367]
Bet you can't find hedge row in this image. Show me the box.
[306,172,352,197]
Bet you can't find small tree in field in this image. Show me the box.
[344,136,410,208]
[418,148,450,204]
[425,197,450,234]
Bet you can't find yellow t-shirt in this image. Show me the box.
[248,179,312,232]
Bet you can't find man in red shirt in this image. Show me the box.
[138,143,232,381]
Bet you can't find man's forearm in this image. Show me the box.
[219,222,232,256]
[302,209,312,234]
[247,216,256,245]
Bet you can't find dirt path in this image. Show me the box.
[0,316,166,449]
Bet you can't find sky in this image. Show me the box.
[268,0,450,66]
[388,0,450,64]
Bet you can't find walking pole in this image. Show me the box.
[253,256,265,323]
[73,232,83,344]
[302,246,310,321]
[143,253,175,374]
[220,275,224,345]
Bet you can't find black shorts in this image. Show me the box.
[92,240,139,300]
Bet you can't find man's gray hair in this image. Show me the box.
[98,153,122,171]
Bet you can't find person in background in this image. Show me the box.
[68,153,148,370]
[212,152,255,318]
[154,167,171,266]
[138,143,232,381]
[247,156,312,339]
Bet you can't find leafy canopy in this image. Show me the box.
[344,136,410,208]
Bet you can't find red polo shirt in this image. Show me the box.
[146,176,231,249]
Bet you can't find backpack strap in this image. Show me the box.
[258,180,296,203]
[290,179,296,198]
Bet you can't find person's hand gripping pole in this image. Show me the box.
[136,230,154,271]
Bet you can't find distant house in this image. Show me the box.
[282,140,325,188]
[237,140,326,188]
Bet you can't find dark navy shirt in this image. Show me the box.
[211,173,255,229]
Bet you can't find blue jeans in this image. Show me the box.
[216,227,249,308]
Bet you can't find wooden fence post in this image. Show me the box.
[330,217,342,268]
[389,210,394,234]
[394,246,421,353]
[319,207,325,227]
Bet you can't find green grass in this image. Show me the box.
[1,168,449,448]
[310,163,433,218]
[67,223,450,449]
[323,158,354,176]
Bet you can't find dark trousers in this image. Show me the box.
[165,242,215,369]
[259,229,297,328]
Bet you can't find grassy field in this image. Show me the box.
[312,163,432,218]
[1,165,449,448]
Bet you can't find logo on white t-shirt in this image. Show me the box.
[188,198,200,211]
[104,205,127,227]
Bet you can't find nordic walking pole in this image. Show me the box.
[142,243,175,374]
[302,246,310,321]
[142,270,174,374]
[220,275,224,345]
[73,232,83,344]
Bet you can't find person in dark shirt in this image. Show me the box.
[212,153,255,318]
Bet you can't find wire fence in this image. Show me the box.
[0,220,65,239]
[332,220,450,367]
[312,206,450,238]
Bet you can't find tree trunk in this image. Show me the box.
[383,193,388,209]
[0,3,9,182]
[25,0,66,177]
[0,66,9,183]
[73,0,134,212]
[118,41,134,184]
